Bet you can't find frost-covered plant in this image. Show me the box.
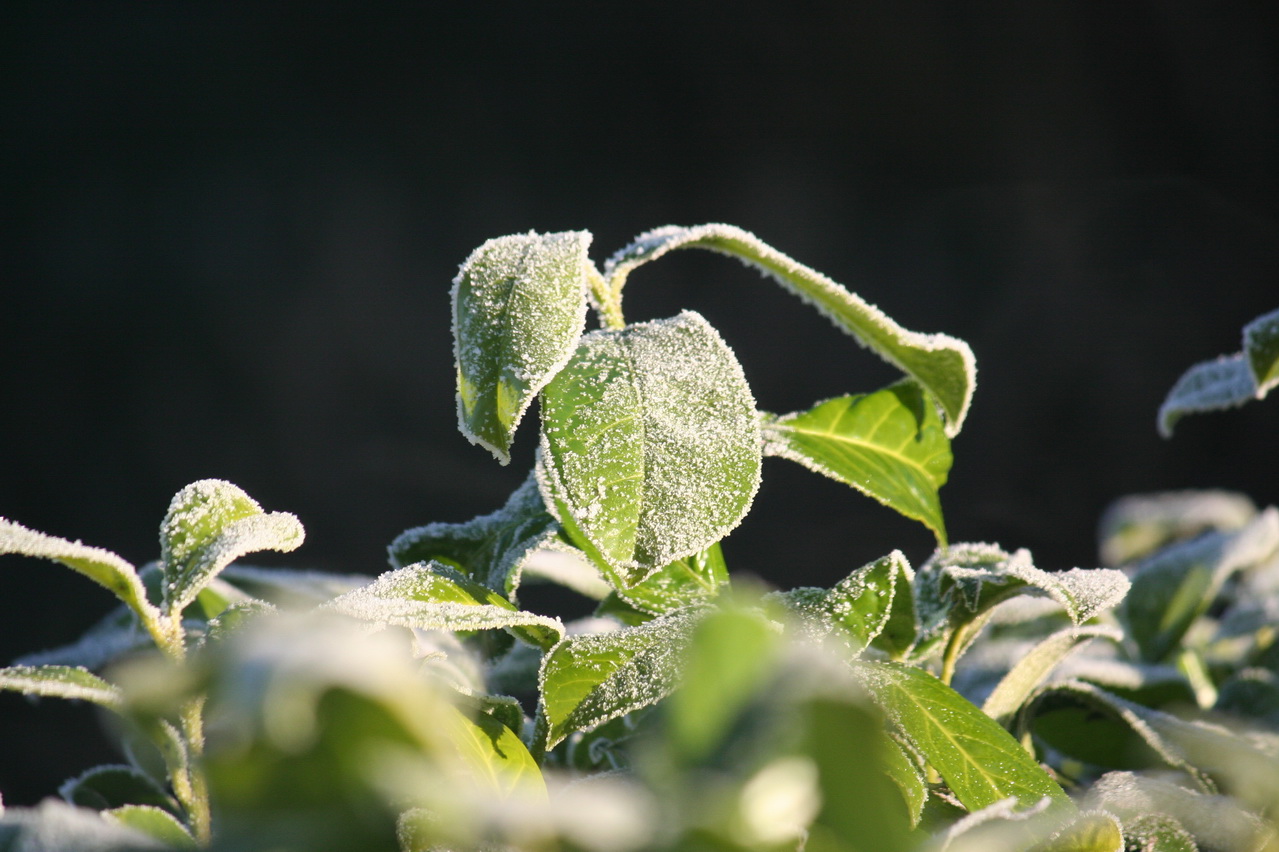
[2,227,1278,852]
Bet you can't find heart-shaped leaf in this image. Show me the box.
[537,311,761,587]
[604,223,976,436]
[453,230,593,463]
[763,381,952,543]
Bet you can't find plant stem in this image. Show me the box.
[939,626,966,687]
[587,264,625,330]
[179,697,212,846]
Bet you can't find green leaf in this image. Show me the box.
[612,542,729,615]
[159,480,304,617]
[1085,771,1261,852]
[764,382,952,543]
[1118,815,1199,852]
[537,310,761,587]
[0,665,121,708]
[871,557,919,659]
[0,800,169,851]
[604,223,977,436]
[882,735,928,826]
[1123,508,1279,662]
[982,626,1123,728]
[773,551,905,655]
[0,519,150,619]
[59,765,177,814]
[102,806,196,850]
[442,702,546,801]
[538,608,702,752]
[325,562,564,651]
[1097,490,1257,567]
[857,661,1072,813]
[1032,812,1124,852]
[452,230,593,463]
[1020,680,1274,793]
[388,472,563,599]
[1243,306,1279,393]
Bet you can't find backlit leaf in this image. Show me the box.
[763,381,952,543]
[0,519,150,619]
[1243,306,1279,393]
[159,480,304,617]
[0,665,121,708]
[857,661,1072,813]
[982,626,1123,728]
[604,223,976,436]
[538,608,702,752]
[325,562,563,651]
[452,230,593,463]
[102,806,196,850]
[537,311,761,587]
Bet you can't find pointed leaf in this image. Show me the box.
[857,661,1072,812]
[871,557,919,659]
[0,519,150,618]
[604,223,977,435]
[159,480,304,616]
[1123,508,1279,661]
[882,735,928,826]
[982,626,1123,727]
[611,542,729,615]
[102,806,196,850]
[0,665,121,708]
[763,381,952,543]
[388,472,562,598]
[537,310,761,587]
[773,551,905,655]
[452,230,593,463]
[538,608,702,751]
[1243,306,1279,393]
[325,562,564,651]
[1159,355,1259,437]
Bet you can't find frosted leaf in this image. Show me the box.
[58,765,176,815]
[1098,490,1257,566]
[537,311,761,587]
[0,799,169,851]
[324,562,564,651]
[388,472,563,600]
[1158,354,1258,437]
[772,551,905,655]
[453,230,593,463]
[0,665,122,708]
[932,799,1123,852]
[538,607,703,751]
[0,518,150,619]
[609,542,729,615]
[604,223,976,436]
[101,806,196,850]
[216,564,368,608]
[1243,306,1279,393]
[1124,507,1279,661]
[159,480,304,617]
[1086,771,1263,852]
[980,625,1123,727]
[763,381,952,543]
[520,542,612,601]
[16,605,149,670]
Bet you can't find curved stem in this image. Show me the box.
[587,264,625,330]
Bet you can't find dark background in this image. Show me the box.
[3,1,1277,804]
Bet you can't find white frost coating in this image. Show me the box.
[1158,354,1258,437]
[0,799,168,851]
[159,479,304,615]
[604,224,977,436]
[1244,306,1279,392]
[981,626,1123,726]
[0,665,122,706]
[452,230,593,464]
[0,518,148,612]
[325,564,564,647]
[1086,771,1264,852]
[537,311,761,585]
[521,544,612,600]
[929,796,1056,852]
[1098,489,1257,566]
[538,608,702,749]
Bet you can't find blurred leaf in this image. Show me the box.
[763,382,952,543]
[58,766,176,815]
[0,665,121,708]
[388,473,563,599]
[603,223,976,436]
[858,661,1072,812]
[1123,508,1279,662]
[1243,306,1279,393]
[452,230,592,463]
[1097,490,1257,567]
[102,806,195,850]
[15,604,149,671]
[539,608,702,752]
[537,311,761,587]
[325,562,563,651]
[982,626,1123,728]
[159,480,304,617]
[217,564,369,608]
[0,519,150,620]
[0,800,168,851]
[1085,771,1262,852]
